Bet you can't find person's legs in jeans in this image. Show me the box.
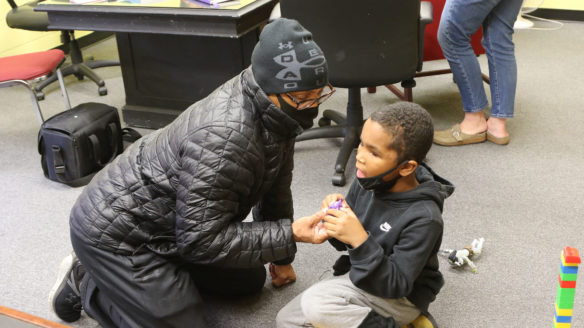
[438,0,520,138]
[482,0,523,137]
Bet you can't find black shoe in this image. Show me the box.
[358,310,399,328]
[48,253,85,322]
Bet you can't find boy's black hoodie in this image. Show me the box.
[330,163,454,313]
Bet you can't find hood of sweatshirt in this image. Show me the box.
[375,162,455,212]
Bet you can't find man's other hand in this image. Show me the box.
[270,263,296,287]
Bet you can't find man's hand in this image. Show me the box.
[292,212,329,244]
[320,193,345,211]
[269,263,296,287]
[323,205,368,248]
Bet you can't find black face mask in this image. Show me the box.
[357,160,408,193]
[277,95,319,129]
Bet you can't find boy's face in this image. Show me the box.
[355,119,400,180]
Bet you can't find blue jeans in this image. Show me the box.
[438,0,523,118]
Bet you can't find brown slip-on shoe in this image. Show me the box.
[487,131,510,145]
[433,124,487,146]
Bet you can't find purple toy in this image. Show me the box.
[329,198,343,210]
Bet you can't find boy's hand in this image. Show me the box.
[269,263,296,287]
[320,193,345,211]
[323,205,368,248]
[292,212,329,244]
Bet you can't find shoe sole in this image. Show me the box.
[48,253,75,314]
[486,132,510,145]
[433,135,486,146]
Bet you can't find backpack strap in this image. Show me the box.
[88,122,120,167]
[51,145,66,182]
[122,127,142,143]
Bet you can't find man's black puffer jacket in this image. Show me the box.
[70,67,302,267]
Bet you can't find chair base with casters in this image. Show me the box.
[367,79,416,102]
[368,69,489,96]
[5,0,120,100]
[33,30,120,100]
[0,49,71,123]
[415,68,490,84]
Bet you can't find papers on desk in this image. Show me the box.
[70,0,106,4]
[183,0,240,7]
[197,0,233,4]
[127,0,167,4]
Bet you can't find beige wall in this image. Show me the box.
[524,0,584,10]
[1,1,90,57]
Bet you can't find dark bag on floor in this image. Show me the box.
[38,102,131,186]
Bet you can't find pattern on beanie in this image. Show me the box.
[274,43,326,91]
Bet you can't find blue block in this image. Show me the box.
[561,263,579,274]
[555,313,572,323]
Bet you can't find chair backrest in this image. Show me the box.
[279,0,421,88]
[5,0,50,31]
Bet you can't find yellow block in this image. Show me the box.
[553,318,571,328]
[562,254,580,267]
[556,302,574,316]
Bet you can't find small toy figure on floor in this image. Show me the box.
[440,238,485,273]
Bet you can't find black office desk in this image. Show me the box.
[37,0,276,128]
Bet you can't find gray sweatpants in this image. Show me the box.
[276,274,420,328]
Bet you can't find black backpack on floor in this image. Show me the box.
[38,102,141,186]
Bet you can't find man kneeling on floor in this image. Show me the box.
[48,18,333,327]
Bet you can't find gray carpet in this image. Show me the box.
[1,21,584,328]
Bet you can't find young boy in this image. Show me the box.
[276,102,454,328]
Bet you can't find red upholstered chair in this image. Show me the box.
[0,49,71,123]
[370,0,489,96]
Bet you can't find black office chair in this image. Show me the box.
[5,0,120,99]
[277,0,433,186]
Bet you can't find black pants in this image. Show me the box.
[71,232,266,328]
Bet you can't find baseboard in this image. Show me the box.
[54,31,114,51]
[531,9,584,22]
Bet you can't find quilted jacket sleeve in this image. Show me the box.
[252,140,296,265]
[175,124,296,267]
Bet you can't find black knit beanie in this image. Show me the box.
[251,18,328,94]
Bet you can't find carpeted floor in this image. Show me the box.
[1,20,583,328]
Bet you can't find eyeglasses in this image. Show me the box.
[285,83,336,110]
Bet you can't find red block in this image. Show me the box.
[559,275,577,288]
[563,247,582,264]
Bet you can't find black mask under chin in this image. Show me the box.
[277,95,319,129]
[357,160,408,193]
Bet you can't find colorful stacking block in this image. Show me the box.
[554,313,572,323]
[554,247,581,328]
[554,319,572,328]
[556,303,573,317]
[561,263,579,274]
[559,278,577,289]
[563,248,582,264]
